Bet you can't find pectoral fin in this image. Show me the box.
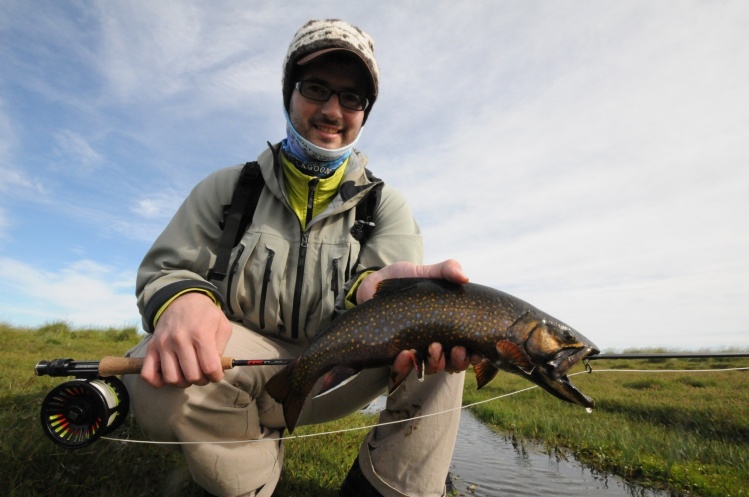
[317,366,359,397]
[473,358,499,389]
[497,340,535,374]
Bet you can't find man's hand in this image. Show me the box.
[391,342,482,376]
[141,292,233,388]
[356,259,469,304]
[358,259,480,376]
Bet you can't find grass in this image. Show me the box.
[463,352,749,497]
[0,322,370,497]
[2,323,747,496]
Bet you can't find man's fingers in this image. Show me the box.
[159,351,190,388]
[197,348,225,383]
[141,352,165,389]
[358,259,469,304]
[215,319,234,357]
[199,321,232,383]
[393,343,477,378]
[425,344,473,374]
[392,349,417,376]
[425,342,446,374]
[439,259,470,285]
[446,346,470,373]
[404,259,469,284]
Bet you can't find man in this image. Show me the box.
[123,19,474,497]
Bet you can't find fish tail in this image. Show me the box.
[264,360,304,433]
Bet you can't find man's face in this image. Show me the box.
[289,56,368,150]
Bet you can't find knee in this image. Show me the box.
[123,374,190,442]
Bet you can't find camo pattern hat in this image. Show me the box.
[283,19,379,122]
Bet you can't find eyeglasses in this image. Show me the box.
[295,81,369,111]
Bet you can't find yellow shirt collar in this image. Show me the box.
[280,154,349,229]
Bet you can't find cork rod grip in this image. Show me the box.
[97,356,235,376]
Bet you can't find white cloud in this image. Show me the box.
[0,206,8,241]
[0,168,44,193]
[0,98,47,237]
[131,190,184,220]
[0,256,139,329]
[0,98,21,193]
[369,1,749,351]
[53,129,104,174]
[87,1,284,107]
[0,98,14,159]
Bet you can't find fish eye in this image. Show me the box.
[562,329,576,343]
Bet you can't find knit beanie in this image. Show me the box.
[283,19,379,123]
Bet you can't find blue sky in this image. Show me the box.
[1,1,747,351]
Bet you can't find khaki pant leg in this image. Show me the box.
[123,322,463,497]
[359,370,465,497]
[122,323,302,497]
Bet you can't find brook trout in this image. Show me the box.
[265,278,600,432]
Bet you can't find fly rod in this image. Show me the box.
[587,352,749,360]
[35,356,293,379]
[35,351,748,449]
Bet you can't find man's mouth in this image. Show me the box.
[314,123,341,135]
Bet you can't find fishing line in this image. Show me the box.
[98,365,748,446]
[99,384,539,446]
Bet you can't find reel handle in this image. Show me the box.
[98,356,236,376]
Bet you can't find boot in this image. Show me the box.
[339,456,456,496]
[339,457,382,497]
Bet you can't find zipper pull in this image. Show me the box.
[331,258,339,294]
[263,249,275,282]
[301,231,309,248]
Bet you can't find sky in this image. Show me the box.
[0,1,747,351]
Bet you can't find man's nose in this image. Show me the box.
[319,93,343,117]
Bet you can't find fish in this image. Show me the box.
[264,278,600,433]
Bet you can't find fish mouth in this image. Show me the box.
[547,345,599,378]
[532,345,600,408]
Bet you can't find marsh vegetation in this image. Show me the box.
[1,324,746,496]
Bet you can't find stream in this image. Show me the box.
[449,410,670,497]
[363,397,670,497]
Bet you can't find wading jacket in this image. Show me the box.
[136,143,423,342]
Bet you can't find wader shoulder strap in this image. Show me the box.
[208,161,264,282]
[208,163,382,282]
[350,172,382,243]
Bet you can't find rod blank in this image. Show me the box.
[35,356,293,378]
[588,352,749,360]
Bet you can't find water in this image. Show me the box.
[449,410,670,497]
[363,397,670,497]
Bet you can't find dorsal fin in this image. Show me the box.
[373,278,423,299]
[373,278,461,299]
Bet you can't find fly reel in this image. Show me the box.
[36,358,132,449]
[40,376,130,448]
[35,355,286,448]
